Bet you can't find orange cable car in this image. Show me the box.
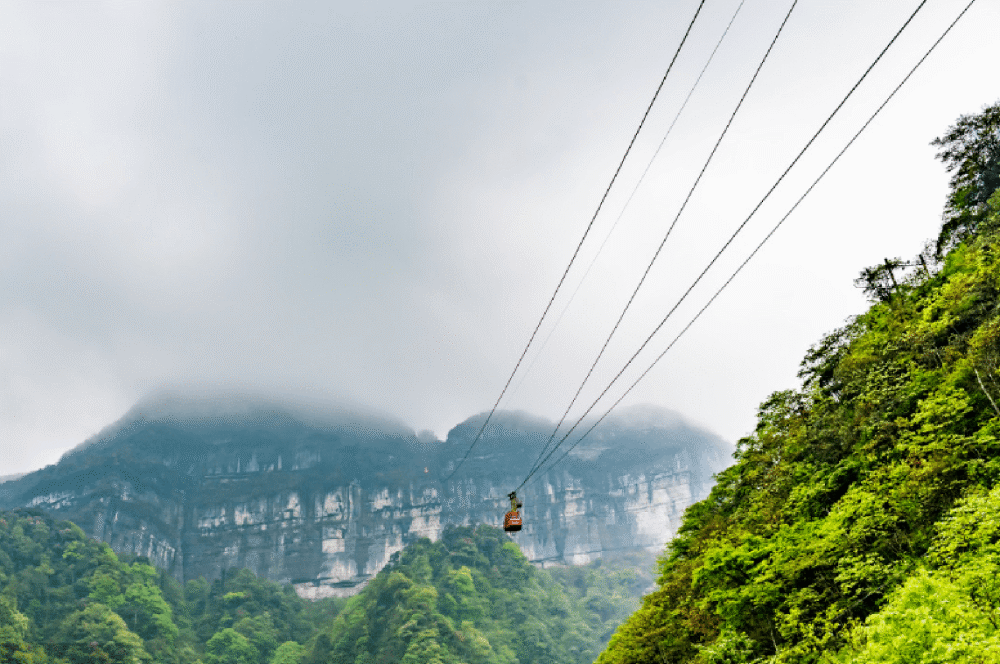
[504,491,523,532]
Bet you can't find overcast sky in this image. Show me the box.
[3,0,999,475]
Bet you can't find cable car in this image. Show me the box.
[504,491,523,532]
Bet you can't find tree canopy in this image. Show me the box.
[0,507,646,664]
[307,525,646,664]
[0,508,346,664]
[597,101,1000,664]
[933,100,1000,254]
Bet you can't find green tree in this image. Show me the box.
[269,641,304,664]
[932,100,1000,253]
[88,570,125,610]
[191,568,312,647]
[204,628,259,664]
[51,603,151,664]
[232,612,278,663]
[841,571,1000,663]
[0,594,47,663]
[120,562,179,646]
[62,541,85,584]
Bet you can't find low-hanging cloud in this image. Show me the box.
[3,0,1000,475]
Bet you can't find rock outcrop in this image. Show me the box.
[0,392,732,598]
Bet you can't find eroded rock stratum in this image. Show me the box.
[0,393,732,598]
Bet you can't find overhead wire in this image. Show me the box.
[501,0,748,413]
[518,0,931,489]
[521,0,927,486]
[445,0,709,481]
[526,0,979,487]
[523,0,800,485]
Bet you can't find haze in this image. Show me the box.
[3,0,999,475]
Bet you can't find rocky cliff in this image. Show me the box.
[0,392,732,598]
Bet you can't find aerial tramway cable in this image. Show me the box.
[523,0,979,488]
[502,0,748,412]
[519,0,932,488]
[444,0,709,481]
[524,0,801,484]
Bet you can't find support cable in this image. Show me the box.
[526,0,978,487]
[524,0,800,483]
[444,0,709,481]
[502,0,748,411]
[519,0,929,487]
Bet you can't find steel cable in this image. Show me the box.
[445,0,709,480]
[523,0,801,486]
[502,0,748,413]
[527,0,978,487]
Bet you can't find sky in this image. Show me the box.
[3,0,1000,476]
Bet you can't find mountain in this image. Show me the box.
[595,102,1000,663]
[0,389,731,599]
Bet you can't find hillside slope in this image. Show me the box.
[0,507,649,664]
[597,102,1000,663]
[302,524,646,664]
[0,507,336,664]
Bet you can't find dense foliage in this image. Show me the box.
[597,101,1000,664]
[0,508,342,663]
[0,508,649,664]
[933,102,1000,255]
[303,525,647,664]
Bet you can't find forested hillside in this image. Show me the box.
[597,102,1000,664]
[0,506,648,663]
[0,507,343,663]
[303,525,647,664]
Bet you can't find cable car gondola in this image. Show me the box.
[504,491,523,532]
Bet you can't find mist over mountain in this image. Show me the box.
[63,386,414,458]
[0,389,731,598]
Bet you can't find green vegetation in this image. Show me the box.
[597,101,1000,663]
[0,507,647,663]
[303,525,646,664]
[0,508,343,663]
[546,552,654,646]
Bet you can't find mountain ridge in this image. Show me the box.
[0,393,732,599]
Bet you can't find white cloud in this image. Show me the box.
[2,0,999,474]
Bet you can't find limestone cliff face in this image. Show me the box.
[0,394,732,598]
